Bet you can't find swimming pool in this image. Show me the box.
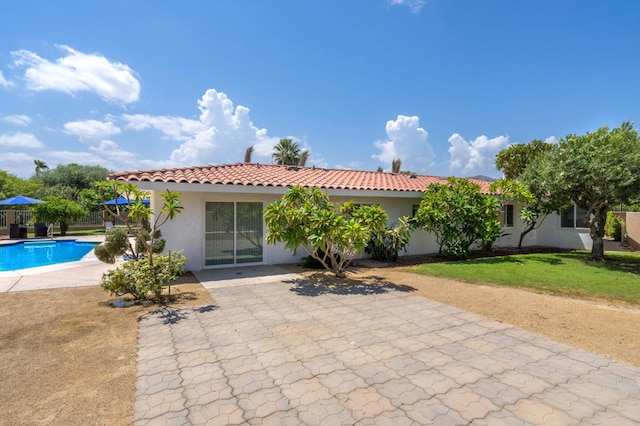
[0,240,98,271]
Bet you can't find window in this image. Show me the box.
[501,204,514,228]
[561,205,588,228]
[412,204,420,217]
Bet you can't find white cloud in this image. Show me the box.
[544,136,558,145]
[389,0,425,13]
[0,152,34,177]
[11,45,140,104]
[124,88,282,167]
[447,133,510,177]
[0,132,43,148]
[3,114,31,126]
[49,140,166,172]
[372,115,434,173]
[0,71,14,88]
[121,114,203,141]
[64,119,121,141]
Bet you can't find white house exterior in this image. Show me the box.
[110,163,591,271]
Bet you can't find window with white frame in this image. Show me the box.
[501,204,514,228]
[561,205,588,228]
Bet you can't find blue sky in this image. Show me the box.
[1,1,639,179]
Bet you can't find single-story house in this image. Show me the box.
[110,163,591,271]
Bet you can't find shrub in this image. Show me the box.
[100,251,186,301]
[605,212,625,241]
[365,218,411,262]
[94,227,130,263]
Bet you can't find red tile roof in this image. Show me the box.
[109,163,492,194]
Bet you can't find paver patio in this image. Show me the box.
[133,267,640,425]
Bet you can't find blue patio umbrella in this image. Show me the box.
[0,195,43,205]
[103,197,150,205]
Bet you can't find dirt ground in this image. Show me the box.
[0,274,213,426]
[2,260,640,425]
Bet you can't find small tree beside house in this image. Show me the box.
[412,177,501,258]
[94,181,186,301]
[264,185,389,278]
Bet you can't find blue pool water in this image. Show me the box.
[0,240,98,271]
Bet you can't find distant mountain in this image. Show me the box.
[468,175,497,182]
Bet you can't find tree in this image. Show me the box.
[78,186,116,213]
[38,164,111,194]
[264,186,389,277]
[391,158,402,174]
[495,139,554,180]
[33,159,48,175]
[244,146,254,163]
[0,170,40,200]
[94,181,186,301]
[299,150,310,167]
[34,184,79,202]
[493,140,564,248]
[31,196,87,235]
[412,178,501,258]
[95,182,183,264]
[272,138,301,165]
[528,122,640,260]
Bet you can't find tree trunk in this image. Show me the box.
[591,236,604,260]
[590,211,607,260]
[517,221,536,249]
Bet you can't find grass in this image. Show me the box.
[409,251,640,304]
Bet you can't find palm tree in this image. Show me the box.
[244,146,254,163]
[272,138,301,165]
[376,166,384,173]
[34,159,48,175]
[298,150,310,167]
[391,158,402,174]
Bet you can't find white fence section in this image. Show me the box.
[0,209,106,235]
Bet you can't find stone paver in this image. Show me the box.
[133,267,640,424]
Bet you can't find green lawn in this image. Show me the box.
[409,251,640,304]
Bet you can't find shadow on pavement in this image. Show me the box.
[283,275,416,297]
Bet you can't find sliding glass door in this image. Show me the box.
[205,202,263,266]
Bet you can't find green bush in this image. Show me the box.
[605,212,625,241]
[365,219,411,262]
[94,227,129,263]
[100,251,186,301]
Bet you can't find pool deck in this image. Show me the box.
[0,235,119,292]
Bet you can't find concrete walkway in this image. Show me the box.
[133,267,640,425]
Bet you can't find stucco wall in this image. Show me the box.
[144,183,592,271]
[625,212,640,250]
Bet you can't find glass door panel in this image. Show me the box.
[236,202,263,264]
[205,202,234,265]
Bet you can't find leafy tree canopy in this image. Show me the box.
[0,170,41,201]
[31,196,87,235]
[412,178,501,258]
[526,121,640,260]
[38,163,111,193]
[495,139,554,180]
[264,186,388,277]
[493,139,567,248]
